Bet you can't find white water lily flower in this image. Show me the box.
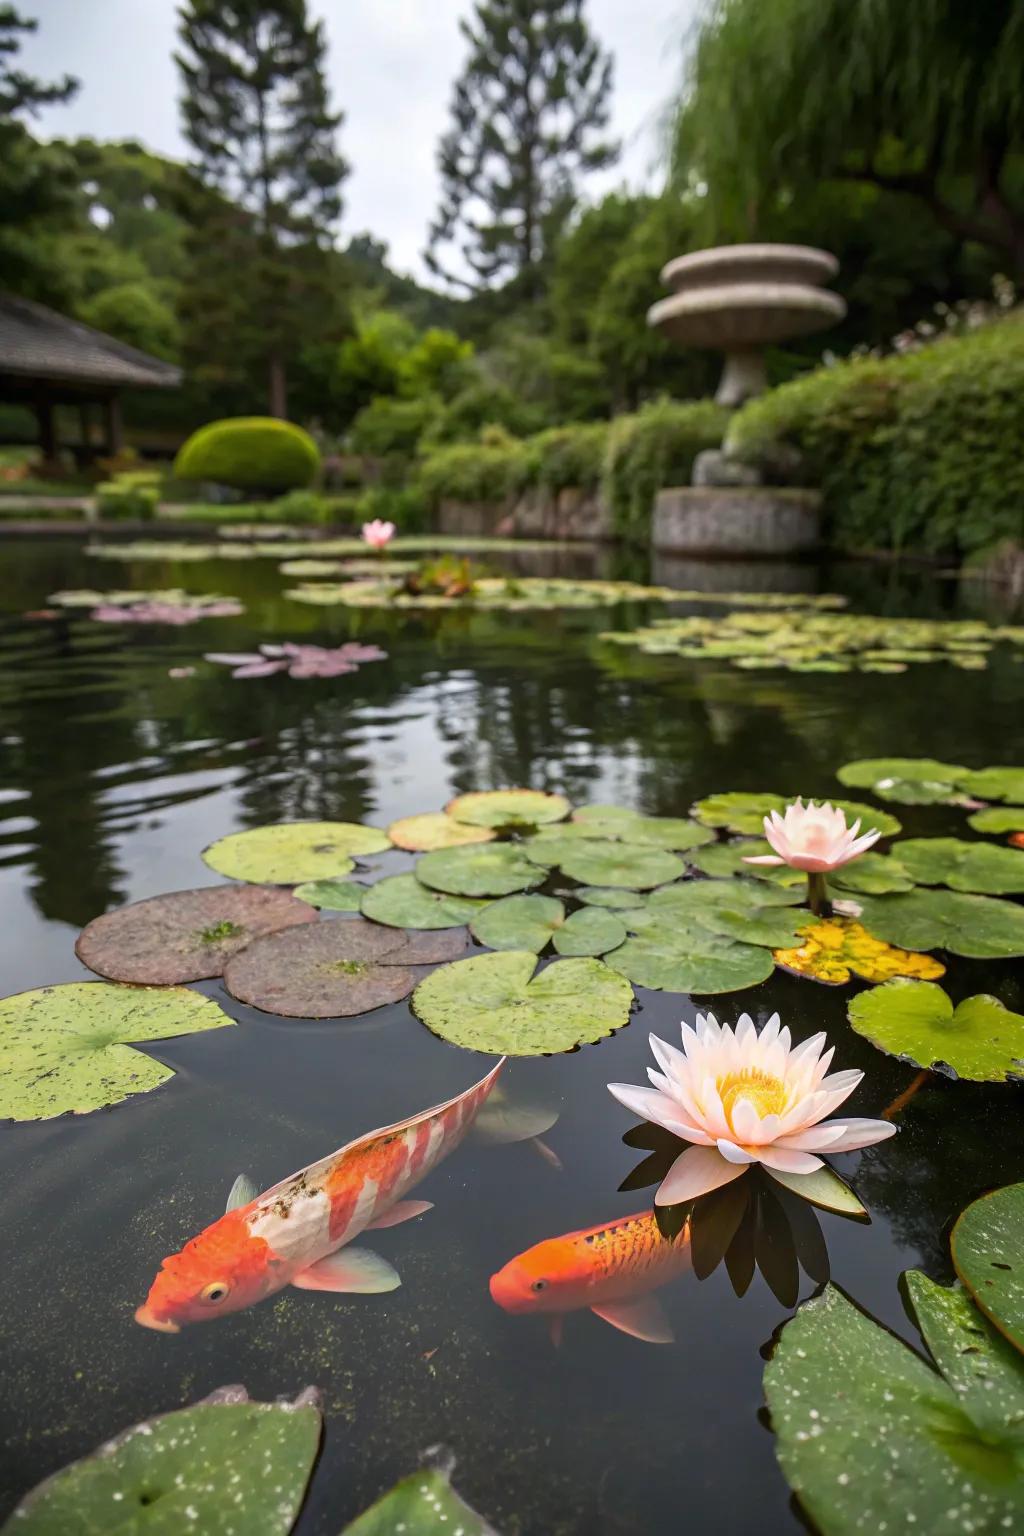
[744,798,880,873]
[608,1012,896,1205]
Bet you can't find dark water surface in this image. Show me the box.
[1,535,1023,1535]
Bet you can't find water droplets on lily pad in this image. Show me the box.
[952,1183,1024,1353]
[203,820,392,884]
[341,1459,501,1534]
[848,977,1024,1081]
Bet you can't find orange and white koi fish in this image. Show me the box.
[489,1209,691,1345]
[136,1059,503,1332]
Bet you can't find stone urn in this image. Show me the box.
[647,243,846,406]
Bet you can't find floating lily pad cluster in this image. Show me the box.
[44,588,244,623]
[839,755,1024,810]
[205,640,387,679]
[601,609,1024,673]
[286,574,683,611]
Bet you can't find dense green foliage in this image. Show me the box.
[174,417,321,492]
[604,399,728,540]
[521,423,608,494]
[427,0,617,294]
[728,318,1024,554]
[418,437,526,506]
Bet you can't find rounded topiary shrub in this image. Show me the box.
[173,417,320,494]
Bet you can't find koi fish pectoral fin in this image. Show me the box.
[364,1199,434,1231]
[291,1247,401,1295]
[225,1174,258,1213]
[590,1296,674,1345]
[549,1315,565,1349]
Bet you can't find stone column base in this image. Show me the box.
[652,486,821,557]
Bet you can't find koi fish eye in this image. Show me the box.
[200,1281,231,1305]
[531,1279,548,1293]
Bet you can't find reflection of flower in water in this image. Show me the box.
[91,599,243,624]
[205,641,388,679]
[609,1012,895,1205]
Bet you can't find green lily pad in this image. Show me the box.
[223,917,467,1019]
[551,906,627,957]
[646,877,804,916]
[952,1183,1024,1353]
[445,789,571,829]
[857,888,1024,958]
[293,878,367,912]
[575,886,648,909]
[957,766,1024,802]
[968,806,1024,835]
[894,837,1024,894]
[848,978,1024,1081]
[837,757,968,804]
[470,894,565,952]
[360,873,490,930]
[555,842,685,890]
[342,1462,500,1534]
[417,842,543,898]
[696,903,812,949]
[412,950,633,1055]
[202,821,391,883]
[692,792,900,837]
[0,982,233,1123]
[610,924,774,994]
[74,884,318,984]
[827,852,915,895]
[572,805,714,850]
[386,812,495,851]
[6,1384,322,1535]
[765,1280,1024,1536]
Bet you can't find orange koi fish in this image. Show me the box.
[136,1059,503,1332]
[489,1209,691,1345]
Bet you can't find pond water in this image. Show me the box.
[1,534,1023,1534]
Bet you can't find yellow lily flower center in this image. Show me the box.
[718,1067,787,1124]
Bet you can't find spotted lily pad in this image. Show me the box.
[857,888,1024,958]
[692,792,900,838]
[551,906,627,957]
[342,1460,500,1534]
[968,806,1024,835]
[5,1384,322,1535]
[836,757,968,804]
[952,1183,1024,1353]
[470,894,565,952]
[386,812,495,851]
[75,885,317,984]
[293,878,367,912]
[417,843,543,897]
[764,1280,1024,1536]
[575,886,648,909]
[360,874,490,930]
[957,766,1024,802]
[203,821,391,883]
[446,789,570,829]
[610,928,774,994]
[223,918,468,1018]
[554,842,685,890]
[571,805,714,850]
[0,982,233,1122]
[848,978,1024,1081]
[412,950,633,1055]
[893,837,1024,894]
[773,917,946,985]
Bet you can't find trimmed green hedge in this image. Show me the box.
[418,438,528,505]
[728,318,1024,555]
[603,399,728,540]
[174,417,320,494]
[522,423,609,495]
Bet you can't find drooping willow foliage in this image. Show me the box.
[674,0,1024,269]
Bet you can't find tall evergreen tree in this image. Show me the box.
[175,0,349,416]
[0,4,78,300]
[426,0,617,298]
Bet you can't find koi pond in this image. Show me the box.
[1,532,1023,1535]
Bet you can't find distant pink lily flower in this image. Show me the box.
[743,798,880,874]
[608,1012,895,1205]
[205,640,387,680]
[362,518,396,551]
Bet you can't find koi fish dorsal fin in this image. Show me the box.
[591,1295,674,1345]
[225,1174,258,1213]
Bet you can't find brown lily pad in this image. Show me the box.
[75,885,318,984]
[223,918,469,1018]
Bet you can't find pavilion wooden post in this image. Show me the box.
[35,398,57,462]
[103,394,124,456]
[79,401,93,454]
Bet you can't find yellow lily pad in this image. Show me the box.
[773,916,946,986]
[386,812,495,851]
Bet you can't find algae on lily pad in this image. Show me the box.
[342,1461,501,1534]
[952,1183,1024,1353]
[470,893,565,952]
[360,873,490,930]
[387,812,495,851]
[551,906,627,957]
[293,878,366,912]
[969,806,1024,835]
[446,788,570,829]
[764,1280,1024,1536]
[203,820,391,884]
[417,842,543,898]
[75,884,317,984]
[894,836,1024,894]
[773,916,946,985]
[555,842,685,890]
[5,1384,322,1535]
[857,888,1024,958]
[413,950,632,1055]
[848,978,1024,1081]
[0,981,234,1123]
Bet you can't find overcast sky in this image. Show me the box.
[20,0,700,285]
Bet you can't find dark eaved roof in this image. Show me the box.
[0,293,182,390]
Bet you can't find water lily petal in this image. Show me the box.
[775,1121,851,1152]
[743,854,785,865]
[817,1117,897,1152]
[607,1083,713,1144]
[754,1145,824,1174]
[655,1146,748,1205]
[716,1137,757,1164]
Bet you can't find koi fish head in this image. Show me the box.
[489,1236,588,1315]
[135,1210,277,1332]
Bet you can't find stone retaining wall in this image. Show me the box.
[652,486,820,557]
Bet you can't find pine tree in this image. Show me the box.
[426,0,617,298]
[175,0,349,416]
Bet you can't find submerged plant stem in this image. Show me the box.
[882,1069,931,1121]
[806,871,830,917]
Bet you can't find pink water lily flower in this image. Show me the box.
[744,798,880,873]
[362,518,396,551]
[608,1012,895,1206]
[205,640,387,679]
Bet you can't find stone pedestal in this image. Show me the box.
[652,487,821,557]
